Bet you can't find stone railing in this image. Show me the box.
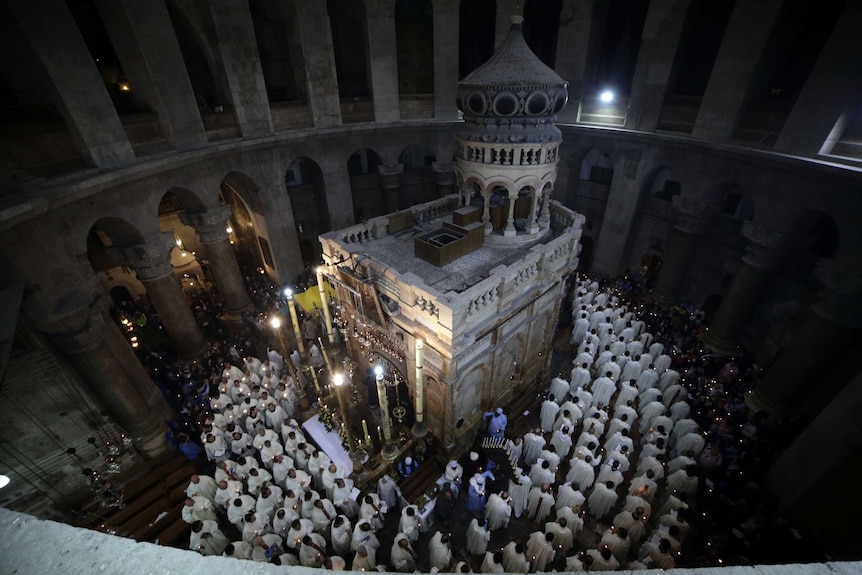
[410,195,459,224]
[549,201,583,233]
[456,141,560,167]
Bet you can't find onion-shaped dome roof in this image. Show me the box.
[457,16,568,120]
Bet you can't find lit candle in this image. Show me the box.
[309,367,321,392]
[316,267,336,345]
[415,339,424,425]
[319,337,332,371]
[362,419,369,438]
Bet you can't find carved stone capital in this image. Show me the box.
[181,206,232,244]
[121,233,175,281]
[741,222,787,270]
[813,259,862,327]
[671,196,716,235]
[378,163,404,188]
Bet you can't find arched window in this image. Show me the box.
[395,0,434,95]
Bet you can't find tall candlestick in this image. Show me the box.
[285,288,305,356]
[362,419,369,438]
[375,365,398,461]
[316,267,336,345]
[308,366,321,392]
[333,373,361,471]
[319,337,333,371]
[413,339,427,438]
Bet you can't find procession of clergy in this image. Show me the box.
[181,277,701,571]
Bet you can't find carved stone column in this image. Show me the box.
[182,206,252,318]
[432,161,455,198]
[51,304,168,457]
[538,185,552,229]
[504,189,517,236]
[482,188,492,233]
[122,234,207,358]
[652,197,716,306]
[528,189,541,234]
[703,222,787,355]
[748,260,862,417]
[379,163,404,214]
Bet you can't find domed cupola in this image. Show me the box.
[454,15,568,242]
[456,15,568,144]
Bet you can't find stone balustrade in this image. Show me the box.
[456,141,560,167]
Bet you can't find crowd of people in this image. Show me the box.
[113,257,820,570]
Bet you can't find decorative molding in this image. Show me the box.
[181,205,232,244]
[121,233,175,281]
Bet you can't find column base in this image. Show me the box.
[130,415,169,458]
[701,329,742,356]
[412,421,428,438]
[381,442,400,463]
[745,388,797,419]
[178,341,209,361]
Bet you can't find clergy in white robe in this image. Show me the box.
[189,520,229,556]
[322,463,346,499]
[223,540,253,560]
[527,484,555,524]
[556,483,585,511]
[429,531,453,571]
[591,374,616,407]
[186,474,218,502]
[352,545,378,572]
[540,398,560,432]
[286,518,314,549]
[310,498,337,533]
[588,481,619,520]
[596,461,624,489]
[638,401,666,434]
[377,474,401,509]
[526,531,555,572]
[545,518,574,555]
[272,507,299,539]
[566,455,595,489]
[298,533,327,567]
[330,515,353,558]
[333,478,359,518]
[522,430,546,465]
[666,467,698,495]
[390,533,418,572]
[671,431,705,458]
[539,447,561,474]
[506,438,523,467]
[351,520,380,552]
[550,427,573,458]
[480,551,505,573]
[399,505,422,542]
[600,526,631,563]
[360,494,387,531]
[215,479,243,508]
[509,468,531,518]
[502,542,529,573]
[466,518,491,555]
[570,363,591,392]
[548,378,570,404]
[587,546,620,571]
[613,508,647,544]
[227,495,255,529]
[529,460,554,487]
[484,491,511,530]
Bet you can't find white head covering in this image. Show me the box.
[496,408,503,415]
[470,451,479,462]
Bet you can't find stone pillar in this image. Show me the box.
[95,0,207,151]
[433,0,459,120]
[504,190,517,236]
[379,164,404,214]
[773,1,862,157]
[748,260,862,417]
[702,222,786,355]
[296,2,342,128]
[624,0,691,132]
[538,185,552,229]
[528,189,541,234]
[482,189,492,233]
[50,304,168,457]
[432,162,455,197]
[691,0,783,142]
[8,0,135,169]
[208,0,274,139]
[366,0,400,122]
[554,0,597,123]
[122,234,208,359]
[182,207,252,318]
[652,197,715,306]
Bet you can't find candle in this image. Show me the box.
[316,267,336,345]
[319,337,333,371]
[309,367,321,392]
[362,419,370,438]
[415,339,424,425]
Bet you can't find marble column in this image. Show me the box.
[528,190,541,234]
[366,0,401,122]
[538,185,552,229]
[703,222,787,355]
[432,162,455,198]
[482,189,492,233]
[50,304,168,457]
[122,234,208,359]
[748,260,862,417]
[504,189,517,236]
[182,206,252,318]
[652,197,715,306]
[379,164,404,213]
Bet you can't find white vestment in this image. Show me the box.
[484,493,511,530]
[509,471,531,518]
[527,487,555,523]
[588,482,618,520]
[526,531,555,572]
[429,532,452,571]
[540,400,560,432]
[466,518,491,555]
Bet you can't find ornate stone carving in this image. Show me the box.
[671,196,717,235]
[121,233,175,281]
[378,163,404,183]
[181,205,232,244]
[741,222,787,270]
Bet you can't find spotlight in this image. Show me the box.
[600,90,614,103]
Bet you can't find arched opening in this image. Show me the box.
[157,189,206,288]
[286,158,330,265]
[638,253,662,290]
[395,0,434,118]
[220,172,275,276]
[348,148,384,222]
[459,0,496,79]
[648,167,681,202]
[328,0,373,123]
[523,0,562,68]
[399,143,437,207]
[568,149,614,241]
[579,148,615,185]
[578,236,595,272]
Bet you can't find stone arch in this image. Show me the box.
[395,0,434,96]
[455,363,487,426]
[399,143,437,170]
[647,166,681,201]
[220,172,274,273]
[86,217,147,299]
[493,334,524,405]
[348,148,384,222]
[399,143,437,206]
[459,0,496,79]
[286,157,330,265]
[579,148,615,184]
[157,189,207,279]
